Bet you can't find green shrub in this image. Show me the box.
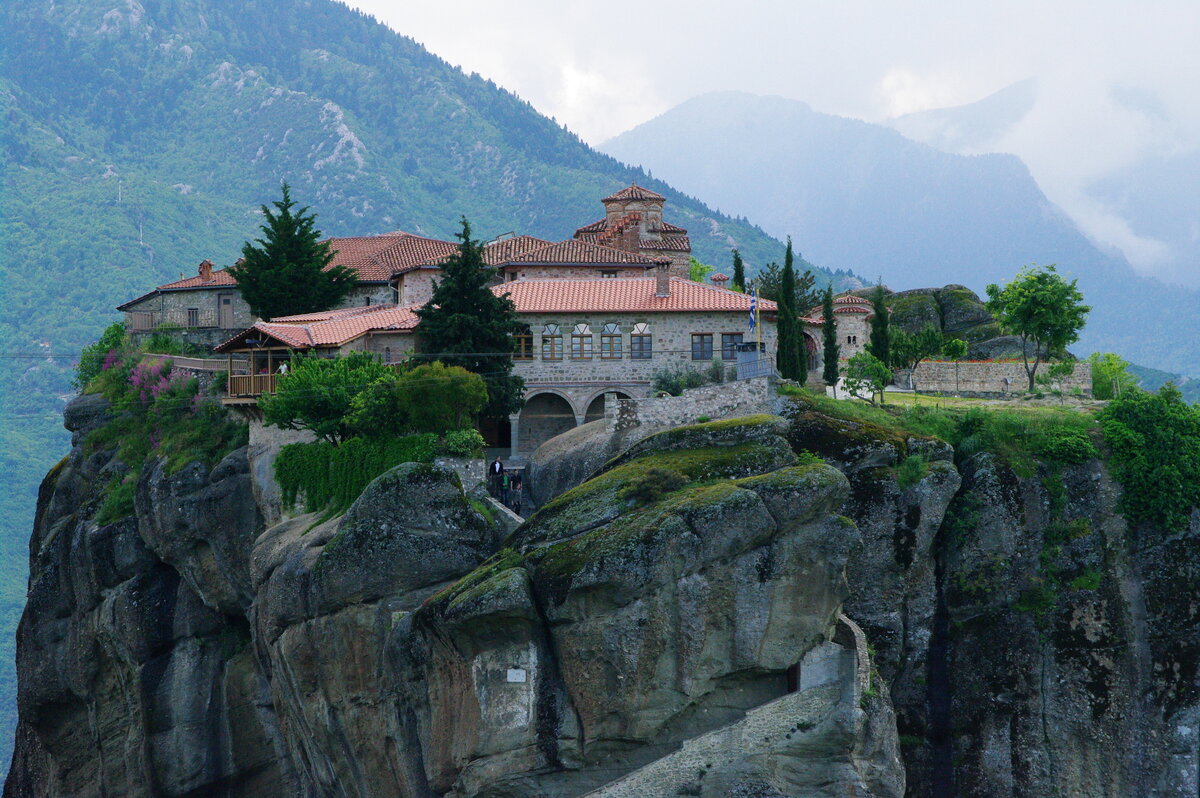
[442,428,486,457]
[619,467,688,506]
[75,322,127,391]
[274,433,439,514]
[895,454,929,489]
[1099,384,1200,531]
[84,351,248,522]
[696,415,711,423]
[1034,427,1097,464]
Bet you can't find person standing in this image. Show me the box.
[489,457,503,496]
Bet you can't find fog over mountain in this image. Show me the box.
[602,90,1200,376]
[892,81,1200,289]
[353,1,1200,290]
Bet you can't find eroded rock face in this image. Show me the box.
[34,388,1200,797]
[8,408,906,797]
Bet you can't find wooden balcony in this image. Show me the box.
[227,373,278,398]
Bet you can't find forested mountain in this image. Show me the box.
[0,1,811,770]
[602,90,1200,377]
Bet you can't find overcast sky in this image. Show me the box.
[348,0,1200,283]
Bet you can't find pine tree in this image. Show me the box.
[866,282,890,369]
[731,249,746,292]
[229,183,356,320]
[775,238,806,383]
[821,286,840,388]
[415,217,525,418]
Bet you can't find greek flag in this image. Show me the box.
[748,288,758,331]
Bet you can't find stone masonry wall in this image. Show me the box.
[609,375,778,433]
[514,311,777,386]
[911,359,1091,396]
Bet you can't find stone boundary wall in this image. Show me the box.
[607,376,778,433]
[910,360,1091,397]
[433,456,485,490]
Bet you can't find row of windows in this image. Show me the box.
[513,324,745,361]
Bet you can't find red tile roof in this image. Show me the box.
[834,295,872,305]
[656,221,688,234]
[328,232,459,281]
[602,184,666,202]
[504,240,661,265]
[640,236,691,252]
[482,235,553,265]
[215,304,420,351]
[492,278,777,314]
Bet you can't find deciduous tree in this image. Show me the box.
[260,352,392,444]
[942,337,969,396]
[845,352,892,405]
[985,264,1090,392]
[230,183,356,320]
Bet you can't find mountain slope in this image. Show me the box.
[0,2,808,771]
[601,90,1200,377]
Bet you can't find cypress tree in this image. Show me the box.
[731,249,746,292]
[866,282,890,369]
[415,217,525,418]
[775,238,806,383]
[229,183,356,321]
[821,285,840,388]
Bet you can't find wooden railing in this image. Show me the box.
[228,373,278,397]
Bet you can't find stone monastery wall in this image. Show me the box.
[910,359,1092,397]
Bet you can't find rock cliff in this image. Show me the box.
[6,393,1199,796]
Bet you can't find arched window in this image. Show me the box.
[630,322,652,360]
[541,324,562,360]
[600,323,622,359]
[514,324,533,360]
[571,323,593,360]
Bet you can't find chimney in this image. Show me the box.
[654,258,671,297]
[198,259,214,280]
[711,272,730,288]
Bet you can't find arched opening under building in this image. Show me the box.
[518,392,578,456]
[583,391,631,424]
[803,332,819,366]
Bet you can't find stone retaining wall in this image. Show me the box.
[910,360,1091,397]
[608,375,778,433]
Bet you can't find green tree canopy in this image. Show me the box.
[688,256,714,283]
[229,183,357,321]
[415,217,525,417]
[890,323,943,373]
[348,361,487,437]
[1088,352,1138,400]
[260,352,392,444]
[985,264,1090,391]
[821,286,840,388]
[757,256,817,311]
[845,351,892,405]
[731,249,746,292]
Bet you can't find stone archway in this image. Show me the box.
[803,332,819,366]
[583,391,631,424]
[518,392,579,456]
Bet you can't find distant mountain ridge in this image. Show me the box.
[601,90,1200,377]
